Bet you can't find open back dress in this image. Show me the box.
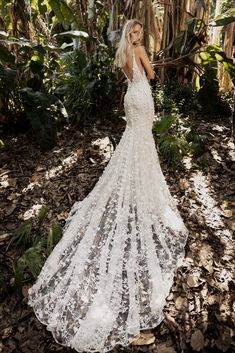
[27,46,189,352]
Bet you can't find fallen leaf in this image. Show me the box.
[175,296,188,310]
[191,329,204,351]
[131,332,155,346]
[2,326,13,339]
[8,178,17,187]
[30,175,43,183]
[199,244,214,273]
[36,165,44,172]
[226,220,235,231]
[5,204,17,216]
[215,328,232,352]
[222,209,233,218]
[166,293,174,301]
[187,274,201,288]
[0,233,10,243]
[179,178,189,190]
[155,342,176,353]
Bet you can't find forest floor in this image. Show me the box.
[0,114,234,353]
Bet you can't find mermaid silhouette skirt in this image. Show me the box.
[27,51,189,352]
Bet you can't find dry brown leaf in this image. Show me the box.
[0,233,10,242]
[187,274,201,288]
[175,296,188,310]
[2,326,13,339]
[36,165,44,172]
[57,212,69,221]
[30,175,43,183]
[179,178,189,190]
[222,209,233,218]
[226,220,235,230]
[75,148,83,158]
[7,193,18,201]
[215,328,232,352]
[131,332,155,346]
[199,244,214,273]
[190,329,204,351]
[5,204,17,216]
[155,342,176,353]
[8,178,17,187]
[166,293,174,301]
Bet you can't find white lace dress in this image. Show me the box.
[27,47,189,352]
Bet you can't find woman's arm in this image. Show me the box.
[135,45,155,80]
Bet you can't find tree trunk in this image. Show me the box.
[219,0,235,92]
[212,0,222,45]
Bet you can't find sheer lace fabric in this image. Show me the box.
[27,47,189,352]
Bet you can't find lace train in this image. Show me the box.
[27,47,189,352]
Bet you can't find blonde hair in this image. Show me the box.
[112,19,143,70]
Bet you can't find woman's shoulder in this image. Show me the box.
[133,44,146,56]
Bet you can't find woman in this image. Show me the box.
[27,19,189,352]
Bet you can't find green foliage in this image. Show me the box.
[47,223,63,255]
[54,30,93,41]
[211,7,235,26]
[9,207,63,296]
[186,130,208,158]
[0,36,69,150]
[222,1,234,14]
[163,80,198,115]
[14,243,45,292]
[11,219,33,248]
[174,17,205,57]
[153,115,189,169]
[20,88,57,152]
[153,79,198,118]
[62,44,117,123]
[153,114,209,169]
[154,114,176,135]
[196,45,233,116]
[49,0,80,28]
[153,84,209,169]
[158,134,189,166]
[172,8,235,92]
[0,43,15,64]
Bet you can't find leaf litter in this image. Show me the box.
[0,116,234,353]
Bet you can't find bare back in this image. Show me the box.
[122,45,144,81]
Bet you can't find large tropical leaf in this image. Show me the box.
[0,64,17,91]
[53,30,93,42]
[14,242,45,293]
[154,115,176,135]
[158,135,188,165]
[0,44,15,64]
[0,31,8,38]
[20,88,57,152]
[211,8,235,27]
[48,0,80,27]
[47,223,63,255]
[11,219,33,248]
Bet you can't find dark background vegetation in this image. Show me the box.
[0,1,234,352]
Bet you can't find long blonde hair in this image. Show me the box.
[112,19,143,70]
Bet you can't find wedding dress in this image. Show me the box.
[27,47,189,352]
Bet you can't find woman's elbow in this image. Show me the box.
[149,71,155,80]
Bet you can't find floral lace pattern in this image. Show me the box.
[27,46,189,352]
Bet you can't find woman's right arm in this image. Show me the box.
[136,45,155,80]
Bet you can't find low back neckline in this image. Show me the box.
[132,46,144,76]
[122,46,145,83]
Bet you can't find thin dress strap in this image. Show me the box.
[132,47,135,69]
